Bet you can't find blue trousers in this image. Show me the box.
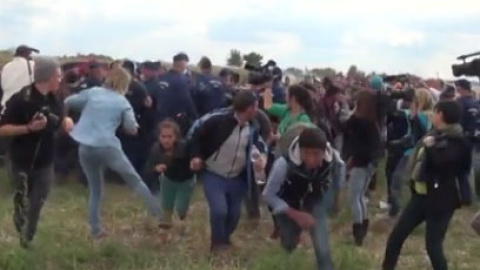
[277,199,335,270]
[203,171,247,245]
[78,145,161,237]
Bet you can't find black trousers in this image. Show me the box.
[382,194,454,270]
[12,164,53,242]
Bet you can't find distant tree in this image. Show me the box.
[285,67,304,78]
[227,49,243,67]
[311,67,337,78]
[242,52,263,67]
[0,49,14,66]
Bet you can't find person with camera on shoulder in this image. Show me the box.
[0,57,71,248]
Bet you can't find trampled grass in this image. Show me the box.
[0,169,478,270]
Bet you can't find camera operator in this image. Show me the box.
[0,57,68,248]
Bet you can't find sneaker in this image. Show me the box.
[92,230,108,240]
[269,227,280,240]
[19,237,31,249]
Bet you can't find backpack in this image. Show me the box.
[186,107,231,141]
[278,122,317,159]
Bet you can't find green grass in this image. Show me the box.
[0,168,478,270]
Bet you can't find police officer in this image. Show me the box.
[157,53,198,135]
[118,60,153,174]
[193,57,226,116]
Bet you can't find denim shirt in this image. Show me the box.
[65,87,138,149]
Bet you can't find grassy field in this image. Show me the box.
[0,167,478,270]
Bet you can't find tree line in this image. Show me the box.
[226,49,378,80]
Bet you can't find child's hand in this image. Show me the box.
[253,154,267,172]
[155,164,167,173]
[190,158,203,171]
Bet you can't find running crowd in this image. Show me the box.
[1,45,480,270]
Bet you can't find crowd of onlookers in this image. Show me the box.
[0,44,479,270]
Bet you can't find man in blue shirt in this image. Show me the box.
[141,61,162,127]
[456,79,478,138]
[157,53,198,135]
[456,79,479,201]
[193,57,226,116]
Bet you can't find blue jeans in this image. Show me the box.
[78,145,161,236]
[390,155,409,216]
[276,200,335,270]
[348,165,374,224]
[203,171,247,245]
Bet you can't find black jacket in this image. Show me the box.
[0,85,63,170]
[344,115,381,167]
[189,109,265,161]
[144,140,194,182]
[278,158,332,212]
[417,133,472,214]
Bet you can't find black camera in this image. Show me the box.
[37,106,60,127]
[388,87,416,103]
[452,51,480,77]
[244,60,279,86]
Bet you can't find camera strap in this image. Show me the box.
[26,58,33,85]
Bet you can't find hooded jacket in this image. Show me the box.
[406,124,472,214]
[263,134,345,214]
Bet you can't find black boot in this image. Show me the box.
[362,219,370,238]
[362,219,370,239]
[352,223,364,246]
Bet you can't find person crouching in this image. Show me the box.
[144,120,195,229]
[263,127,339,270]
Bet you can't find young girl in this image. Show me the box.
[144,120,195,229]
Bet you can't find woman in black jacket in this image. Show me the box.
[344,89,381,246]
[382,101,472,270]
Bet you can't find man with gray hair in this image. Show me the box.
[0,56,67,248]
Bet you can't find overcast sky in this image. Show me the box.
[1,0,479,79]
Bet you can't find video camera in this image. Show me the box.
[452,51,480,77]
[36,106,60,127]
[244,60,279,86]
[382,74,415,103]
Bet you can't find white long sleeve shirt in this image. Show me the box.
[1,57,34,106]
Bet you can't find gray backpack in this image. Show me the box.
[277,122,317,159]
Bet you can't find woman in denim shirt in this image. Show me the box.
[65,67,161,239]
